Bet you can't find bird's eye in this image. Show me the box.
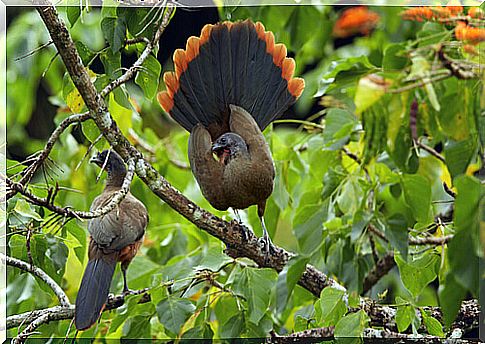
[220,137,227,144]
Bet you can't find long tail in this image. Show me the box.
[74,258,116,330]
[157,20,305,136]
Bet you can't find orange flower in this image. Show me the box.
[447,6,463,16]
[401,7,435,22]
[333,6,380,38]
[468,7,484,19]
[455,21,485,44]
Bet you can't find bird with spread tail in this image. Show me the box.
[157,20,305,254]
[75,150,148,331]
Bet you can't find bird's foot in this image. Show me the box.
[122,288,135,296]
[258,235,276,264]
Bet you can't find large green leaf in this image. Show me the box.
[156,296,195,335]
[293,204,325,255]
[334,310,369,338]
[402,174,431,223]
[395,253,439,299]
[135,55,161,100]
[318,287,347,327]
[232,267,277,324]
[101,16,127,52]
[276,255,309,313]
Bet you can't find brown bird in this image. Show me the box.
[75,150,148,330]
[157,20,305,253]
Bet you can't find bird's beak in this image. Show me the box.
[211,142,224,153]
[89,155,102,165]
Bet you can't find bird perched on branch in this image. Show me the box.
[157,20,304,253]
[75,150,148,331]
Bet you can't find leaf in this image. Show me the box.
[122,314,152,338]
[75,41,95,66]
[421,310,444,337]
[108,92,133,136]
[67,6,81,27]
[395,253,439,299]
[445,139,476,178]
[13,199,42,221]
[219,313,244,338]
[385,214,408,259]
[135,55,161,99]
[318,287,347,327]
[232,267,277,324]
[354,76,386,116]
[383,43,409,72]
[276,255,309,313]
[182,322,214,339]
[395,297,414,332]
[402,174,431,223]
[66,222,87,264]
[293,205,325,255]
[316,56,377,96]
[334,310,369,338]
[323,108,357,144]
[156,296,195,335]
[195,246,233,272]
[101,16,127,53]
[438,273,467,327]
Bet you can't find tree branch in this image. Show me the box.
[362,251,395,294]
[4,254,70,307]
[6,158,134,220]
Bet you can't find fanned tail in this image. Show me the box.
[158,20,305,137]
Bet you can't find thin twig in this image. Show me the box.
[100,4,173,98]
[14,40,53,61]
[6,159,135,220]
[362,251,395,294]
[4,254,70,307]
[387,72,451,94]
[415,140,446,163]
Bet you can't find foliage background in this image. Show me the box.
[5,3,484,340]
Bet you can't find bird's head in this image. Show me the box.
[90,150,127,183]
[211,133,249,165]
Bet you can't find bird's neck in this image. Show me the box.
[105,170,126,188]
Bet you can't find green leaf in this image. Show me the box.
[67,6,81,27]
[276,255,309,313]
[13,199,42,221]
[316,56,377,96]
[135,55,161,99]
[318,287,347,327]
[101,16,127,52]
[182,322,214,339]
[395,297,414,332]
[385,214,408,259]
[219,313,244,338]
[421,310,444,337]
[323,108,357,144]
[445,139,476,178]
[395,253,439,298]
[66,222,87,264]
[195,246,233,272]
[294,205,325,255]
[438,273,467,327]
[354,76,386,116]
[75,41,95,66]
[156,296,195,334]
[232,267,277,324]
[383,43,409,72]
[334,310,369,338]
[122,314,152,338]
[402,174,431,223]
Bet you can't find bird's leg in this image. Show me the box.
[232,208,242,224]
[121,262,132,295]
[259,216,276,264]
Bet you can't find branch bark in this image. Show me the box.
[4,254,70,307]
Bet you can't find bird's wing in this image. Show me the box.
[188,124,227,210]
[229,104,272,162]
[88,192,147,251]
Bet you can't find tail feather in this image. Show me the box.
[75,258,116,331]
[158,20,305,133]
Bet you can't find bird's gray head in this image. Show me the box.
[90,150,127,185]
[211,132,249,165]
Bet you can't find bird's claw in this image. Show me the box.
[258,235,276,264]
[122,288,135,296]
